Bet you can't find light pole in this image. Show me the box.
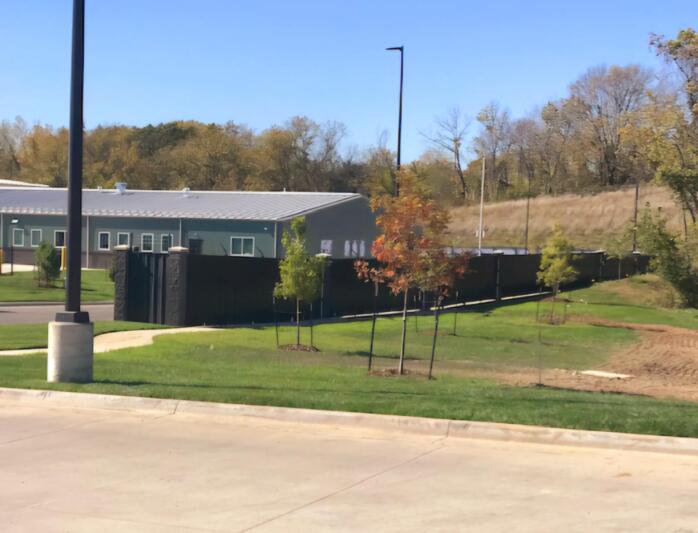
[477,154,486,255]
[386,45,403,196]
[47,0,93,383]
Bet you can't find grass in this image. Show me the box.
[2,276,698,437]
[0,269,114,302]
[448,184,681,249]
[0,321,168,351]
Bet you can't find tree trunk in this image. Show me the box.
[428,300,442,379]
[273,297,280,348]
[398,289,408,375]
[368,281,378,371]
[296,298,301,346]
[452,308,458,336]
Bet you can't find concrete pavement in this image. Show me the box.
[1,398,697,532]
[0,302,114,324]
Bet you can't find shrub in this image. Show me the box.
[34,241,61,287]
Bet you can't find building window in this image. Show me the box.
[117,232,130,247]
[320,239,333,255]
[141,234,154,253]
[30,229,42,248]
[54,230,66,248]
[161,234,173,253]
[98,232,110,251]
[230,236,254,257]
[12,228,24,247]
[343,239,366,258]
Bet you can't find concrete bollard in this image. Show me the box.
[47,321,94,383]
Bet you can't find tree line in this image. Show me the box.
[1,28,695,215]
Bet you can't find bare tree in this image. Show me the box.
[568,65,653,186]
[474,102,512,198]
[423,108,471,203]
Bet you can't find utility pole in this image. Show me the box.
[632,178,640,252]
[477,155,486,255]
[386,46,404,196]
[524,174,532,253]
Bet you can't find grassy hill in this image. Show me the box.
[448,184,683,250]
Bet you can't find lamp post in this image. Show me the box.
[47,0,93,383]
[386,45,404,196]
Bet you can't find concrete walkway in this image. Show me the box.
[0,302,114,325]
[1,397,697,532]
[0,326,214,356]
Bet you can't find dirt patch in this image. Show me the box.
[369,368,429,378]
[438,318,698,402]
[278,344,320,353]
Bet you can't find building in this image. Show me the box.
[0,184,377,268]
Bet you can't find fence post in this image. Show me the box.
[494,250,504,301]
[165,246,190,326]
[112,245,130,321]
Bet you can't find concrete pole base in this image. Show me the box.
[47,321,94,383]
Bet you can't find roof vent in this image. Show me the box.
[114,182,127,194]
[181,186,191,198]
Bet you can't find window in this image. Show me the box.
[98,232,110,251]
[230,236,255,257]
[141,233,154,253]
[54,230,66,248]
[160,234,173,253]
[12,228,24,247]
[117,232,130,247]
[343,240,366,258]
[30,229,42,248]
[320,239,333,255]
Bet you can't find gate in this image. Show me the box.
[126,252,168,324]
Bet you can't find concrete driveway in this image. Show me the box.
[0,303,113,324]
[1,400,697,532]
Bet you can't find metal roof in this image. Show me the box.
[0,187,363,221]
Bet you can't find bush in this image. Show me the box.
[636,208,698,307]
[34,241,61,287]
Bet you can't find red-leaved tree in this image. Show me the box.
[356,170,468,375]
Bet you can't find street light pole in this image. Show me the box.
[48,0,93,383]
[386,45,403,196]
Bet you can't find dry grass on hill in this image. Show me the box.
[448,184,683,250]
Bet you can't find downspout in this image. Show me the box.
[0,212,4,250]
[179,218,183,247]
[86,215,90,269]
[273,222,278,258]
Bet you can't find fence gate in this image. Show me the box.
[127,252,168,324]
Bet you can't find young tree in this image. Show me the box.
[604,228,633,279]
[356,169,465,375]
[274,217,326,348]
[537,224,578,322]
[34,241,60,288]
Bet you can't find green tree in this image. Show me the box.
[274,217,326,347]
[34,241,60,288]
[636,207,698,307]
[537,224,578,322]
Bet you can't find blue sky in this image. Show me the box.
[1,0,693,161]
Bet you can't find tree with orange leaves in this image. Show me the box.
[356,169,468,375]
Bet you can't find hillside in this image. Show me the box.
[448,185,683,250]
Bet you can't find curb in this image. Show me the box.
[2,387,698,456]
[0,301,114,307]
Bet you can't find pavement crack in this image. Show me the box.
[237,443,445,532]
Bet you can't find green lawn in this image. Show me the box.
[0,321,167,351]
[0,269,114,303]
[2,276,698,438]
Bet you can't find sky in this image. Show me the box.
[0,0,694,162]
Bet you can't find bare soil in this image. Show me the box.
[278,344,320,352]
[435,318,698,403]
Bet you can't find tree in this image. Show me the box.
[537,224,578,322]
[604,228,633,279]
[424,108,471,203]
[567,65,653,187]
[475,102,512,198]
[356,169,465,375]
[274,217,326,347]
[636,207,698,307]
[34,242,60,288]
